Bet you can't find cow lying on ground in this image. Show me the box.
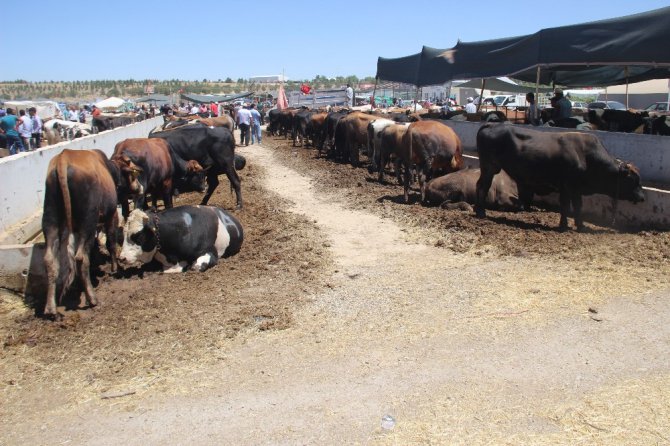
[475,123,645,231]
[112,138,207,217]
[42,149,142,318]
[425,168,520,211]
[119,205,244,273]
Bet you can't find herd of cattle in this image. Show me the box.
[37,103,649,319]
[266,106,645,233]
[41,119,245,319]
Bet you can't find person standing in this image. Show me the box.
[18,110,32,150]
[236,104,252,146]
[0,108,25,154]
[69,106,79,122]
[28,107,43,149]
[345,83,354,107]
[553,88,572,119]
[91,105,101,117]
[464,97,477,114]
[525,92,540,126]
[250,103,262,145]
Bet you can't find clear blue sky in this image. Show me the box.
[2,1,668,82]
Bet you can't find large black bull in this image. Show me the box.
[149,124,242,209]
[475,123,645,231]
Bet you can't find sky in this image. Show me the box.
[2,0,668,82]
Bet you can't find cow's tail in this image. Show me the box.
[451,139,464,171]
[56,156,76,294]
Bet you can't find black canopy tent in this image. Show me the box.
[376,6,670,92]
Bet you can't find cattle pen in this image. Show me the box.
[1,117,670,444]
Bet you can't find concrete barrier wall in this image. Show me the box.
[440,120,670,185]
[0,116,163,236]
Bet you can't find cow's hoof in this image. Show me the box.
[474,207,486,218]
[43,311,62,321]
[558,225,570,233]
[235,204,243,210]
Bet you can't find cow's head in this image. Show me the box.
[174,160,208,193]
[119,209,158,266]
[617,161,645,203]
[113,155,144,195]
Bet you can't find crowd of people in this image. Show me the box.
[0,107,43,154]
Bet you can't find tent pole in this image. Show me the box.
[624,66,630,109]
[531,65,540,111]
[476,79,486,113]
[372,77,378,108]
[414,86,419,112]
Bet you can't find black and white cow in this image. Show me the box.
[119,205,243,272]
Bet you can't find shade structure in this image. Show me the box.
[376,6,670,88]
[95,97,126,110]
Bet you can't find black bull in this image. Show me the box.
[475,124,645,231]
[149,124,242,209]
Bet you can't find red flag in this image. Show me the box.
[300,84,311,94]
[277,84,289,110]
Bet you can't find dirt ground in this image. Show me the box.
[1,128,669,445]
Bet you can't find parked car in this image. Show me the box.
[587,101,627,110]
[643,101,670,115]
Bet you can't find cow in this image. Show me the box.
[334,111,380,166]
[646,115,670,136]
[321,110,349,156]
[41,149,141,319]
[306,111,328,148]
[92,114,137,133]
[366,118,395,157]
[119,205,243,273]
[267,108,282,136]
[111,138,207,217]
[292,109,314,146]
[149,124,242,209]
[586,109,649,133]
[197,115,235,133]
[425,168,520,211]
[369,122,411,184]
[475,123,645,231]
[399,120,464,203]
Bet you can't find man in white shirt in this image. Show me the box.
[18,109,33,150]
[345,84,353,107]
[28,107,43,148]
[464,97,477,114]
[190,103,199,115]
[236,104,252,146]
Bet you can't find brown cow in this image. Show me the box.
[368,122,410,184]
[42,149,141,319]
[399,120,463,203]
[334,111,380,166]
[425,168,520,210]
[198,115,235,133]
[111,138,206,217]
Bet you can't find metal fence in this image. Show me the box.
[287,88,349,108]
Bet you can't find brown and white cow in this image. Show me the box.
[41,149,141,318]
[399,120,463,203]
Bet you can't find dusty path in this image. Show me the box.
[5,139,670,445]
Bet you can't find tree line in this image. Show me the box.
[0,75,376,101]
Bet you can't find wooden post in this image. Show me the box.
[476,78,486,112]
[372,77,378,109]
[624,66,630,109]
